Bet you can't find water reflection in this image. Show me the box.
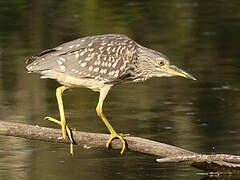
[1,0,240,179]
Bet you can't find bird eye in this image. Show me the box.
[158,60,165,66]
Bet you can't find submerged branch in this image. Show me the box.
[0,120,240,174]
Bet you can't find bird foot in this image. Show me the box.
[44,116,74,155]
[106,132,130,154]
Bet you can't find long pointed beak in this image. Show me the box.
[162,65,197,80]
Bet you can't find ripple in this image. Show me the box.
[137,117,148,121]
[212,85,232,90]
[175,2,198,8]
[185,112,195,116]
[163,101,174,105]
[164,126,173,130]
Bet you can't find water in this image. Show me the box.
[1,0,240,179]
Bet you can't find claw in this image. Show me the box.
[45,116,74,154]
[44,116,62,126]
[45,116,67,139]
[106,133,128,155]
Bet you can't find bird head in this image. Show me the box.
[154,57,196,80]
[137,47,196,81]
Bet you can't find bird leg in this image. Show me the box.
[96,86,129,154]
[44,86,74,155]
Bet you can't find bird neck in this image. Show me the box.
[134,47,158,81]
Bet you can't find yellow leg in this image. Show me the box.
[96,86,129,154]
[44,86,74,155]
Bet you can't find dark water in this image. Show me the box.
[1,0,240,179]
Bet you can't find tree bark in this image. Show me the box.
[0,120,240,174]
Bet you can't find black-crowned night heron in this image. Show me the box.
[26,34,196,155]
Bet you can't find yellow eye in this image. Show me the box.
[158,60,165,66]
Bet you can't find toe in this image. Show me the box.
[119,133,130,137]
[106,133,127,154]
[45,117,62,125]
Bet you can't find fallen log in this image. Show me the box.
[0,120,239,174]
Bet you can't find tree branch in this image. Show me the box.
[0,120,240,174]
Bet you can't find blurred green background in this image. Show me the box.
[1,0,240,179]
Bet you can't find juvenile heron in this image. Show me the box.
[26,34,196,155]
